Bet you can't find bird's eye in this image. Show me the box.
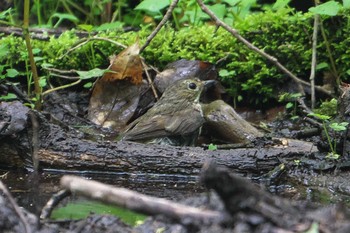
[188,82,197,90]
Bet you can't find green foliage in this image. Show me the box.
[308,112,348,159]
[51,201,146,226]
[309,1,342,16]
[313,98,338,117]
[2,6,350,106]
[278,92,303,119]
[135,0,170,15]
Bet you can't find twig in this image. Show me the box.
[310,14,319,109]
[40,189,71,219]
[42,79,81,96]
[42,67,81,74]
[139,0,180,53]
[0,181,32,233]
[49,73,80,80]
[196,0,333,97]
[59,36,126,60]
[297,97,313,115]
[0,26,96,40]
[141,60,159,100]
[61,175,225,224]
[23,0,41,110]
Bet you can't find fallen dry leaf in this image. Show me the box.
[103,41,143,84]
[87,41,145,130]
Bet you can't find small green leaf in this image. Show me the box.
[208,4,226,20]
[6,69,19,78]
[39,77,47,88]
[326,152,340,160]
[308,113,331,121]
[41,63,54,68]
[51,201,146,226]
[32,48,41,54]
[329,122,349,131]
[0,43,9,59]
[94,21,124,31]
[135,0,170,14]
[34,56,44,62]
[316,62,329,70]
[290,115,299,121]
[78,24,94,32]
[51,13,79,22]
[83,82,93,88]
[219,69,233,77]
[293,160,301,166]
[208,143,218,151]
[0,93,17,100]
[273,0,291,11]
[0,8,12,20]
[285,102,293,109]
[309,1,341,16]
[343,0,350,8]
[77,68,106,80]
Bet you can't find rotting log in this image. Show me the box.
[0,101,317,175]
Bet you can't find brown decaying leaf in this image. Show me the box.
[87,42,144,130]
[102,41,143,84]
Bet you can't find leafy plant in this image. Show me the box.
[313,98,338,117]
[308,112,348,159]
[278,92,303,120]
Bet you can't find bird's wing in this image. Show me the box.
[122,114,169,141]
[123,108,203,141]
[164,108,204,135]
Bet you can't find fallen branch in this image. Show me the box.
[40,189,71,219]
[60,175,226,224]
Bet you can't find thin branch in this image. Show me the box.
[48,73,80,80]
[43,67,83,74]
[0,181,32,233]
[142,60,159,100]
[310,14,319,109]
[139,0,180,53]
[59,36,126,60]
[40,189,71,219]
[61,175,226,224]
[196,0,333,97]
[42,79,81,96]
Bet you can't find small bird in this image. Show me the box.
[122,78,215,146]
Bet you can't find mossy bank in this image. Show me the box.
[1,8,349,107]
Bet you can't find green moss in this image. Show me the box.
[1,9,350,106]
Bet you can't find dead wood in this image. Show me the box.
[0,101,318,175]
[200,162,350,233]
[60,175,226,224]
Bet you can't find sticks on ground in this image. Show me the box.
[60,175,226,224]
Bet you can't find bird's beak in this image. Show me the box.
[204,80,216,88]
